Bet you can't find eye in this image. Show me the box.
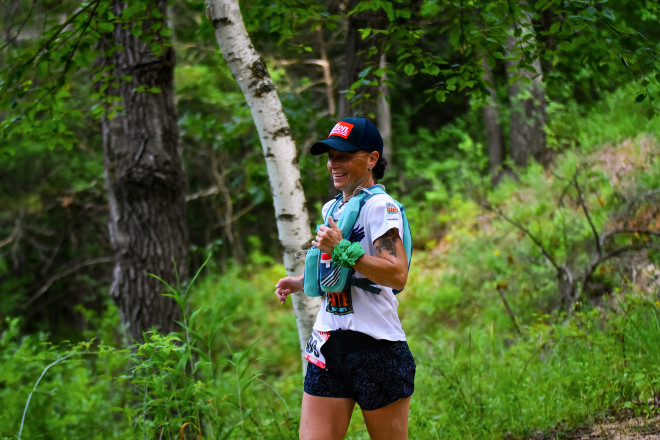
[329,152,351,161]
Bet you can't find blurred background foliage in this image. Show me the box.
[1,0,659,438]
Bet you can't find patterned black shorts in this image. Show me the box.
[303,332,416,411]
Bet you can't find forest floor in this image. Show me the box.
[525,414,660,439]
[568,415,660,439]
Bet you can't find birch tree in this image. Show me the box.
[204,0,321,366]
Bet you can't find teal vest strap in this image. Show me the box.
[303,185,412,296]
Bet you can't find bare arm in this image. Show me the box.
[313,217,408,291]
[353,228,408,291]
[275,274,304,305]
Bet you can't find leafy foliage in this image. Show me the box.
[1,2,659,437]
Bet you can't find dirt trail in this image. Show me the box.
[563,416,660,439]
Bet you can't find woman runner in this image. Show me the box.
[275,117,415,440]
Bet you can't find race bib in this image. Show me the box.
[304,329,330,369]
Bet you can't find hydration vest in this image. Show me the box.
[303,185,412,297]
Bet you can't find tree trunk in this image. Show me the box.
[481,55,505,177]
[505,10,548,168]
[205,0,322,370]
[377,53,393,164]
[100,0,188,341]
[337,0,388,119]
[315,25,336,118]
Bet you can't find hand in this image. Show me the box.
[311,217,343,255]
[275,275,303,305]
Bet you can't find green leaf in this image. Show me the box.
[98,22,114,33]
[534,0,551,11]
[382,2,395,21]
[635,94,646,103]
[404,63,415,76]
[549,21,561,34]
[397,7,411,19]
[647,107,656,120]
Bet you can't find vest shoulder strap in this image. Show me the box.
[309,185,413,296]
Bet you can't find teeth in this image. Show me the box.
[333,173,347,177]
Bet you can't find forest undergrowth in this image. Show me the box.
[1,104,659,438]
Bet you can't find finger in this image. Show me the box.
[327,217,338,229]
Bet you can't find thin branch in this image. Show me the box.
[16,1,99,71]
[601,228,660,242]
[215,200,259,227]
[315,25,335,116]
[584,243,660,286]
[0,0,39,52]
[29,0,101,108]
[572,172,602,255]
[488,201,577,307]
[24,256,113,306]
[276,59,328,68]
[496,284,521,334]
[488,203,561,271]
[186,185,221,201]
[0,218,21,248]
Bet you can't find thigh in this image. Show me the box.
[349,341,416,411]
[362,396,411,440]
[300,392,355,440]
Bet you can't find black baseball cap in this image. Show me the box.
[310,117,383,156]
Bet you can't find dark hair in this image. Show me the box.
[372,156,387,181]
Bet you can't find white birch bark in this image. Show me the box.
[205,0,321,369]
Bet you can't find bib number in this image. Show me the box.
[304,330,330,369]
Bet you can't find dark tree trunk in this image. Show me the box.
[377,53,393,164]
[481,55,505,176]
[101,0,188,341]
[336,0,388,119]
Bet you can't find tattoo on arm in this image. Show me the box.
[374,229,399,258]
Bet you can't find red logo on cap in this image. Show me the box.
[328,121,354,139]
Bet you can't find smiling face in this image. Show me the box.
[326,148,379,201]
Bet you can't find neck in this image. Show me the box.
[342,177,375,202]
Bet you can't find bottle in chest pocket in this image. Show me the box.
[319,252,342,290]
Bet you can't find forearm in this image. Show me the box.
[275,274,304,305]
[288,274,304,292]
[353,253,408,291]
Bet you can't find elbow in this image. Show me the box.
[391,273,408,292]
